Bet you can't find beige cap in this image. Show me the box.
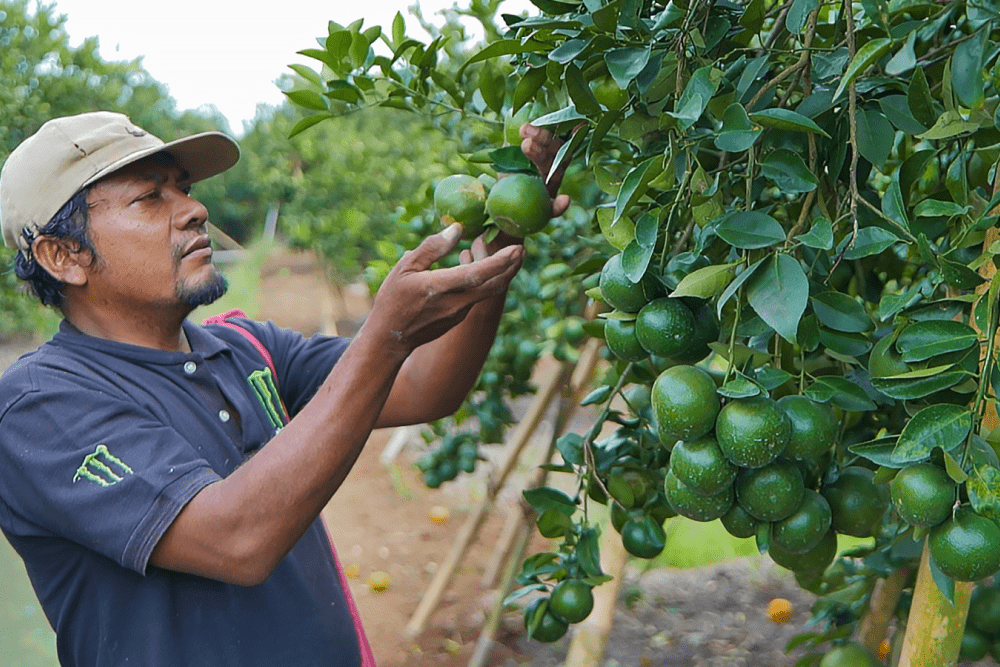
[0,111,240,251]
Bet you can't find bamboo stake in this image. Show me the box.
[896,171,1000,666]
[563,519,629,667]
[481,505,523,588]
[857,565,912,653]
[403,357,570,638]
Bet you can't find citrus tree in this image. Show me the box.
[285,0,1000,662]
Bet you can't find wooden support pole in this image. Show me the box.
[897,543,974,667]
[563,515,630,667]
[857,565,912,654]
[481,505,523,588]
[403,358,570,638]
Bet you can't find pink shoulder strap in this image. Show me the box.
[203,309,377,666]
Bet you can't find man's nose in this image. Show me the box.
[173,189,209,229]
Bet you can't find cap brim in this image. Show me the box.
[83,131,240,188]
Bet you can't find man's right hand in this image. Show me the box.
[364,222,524,355]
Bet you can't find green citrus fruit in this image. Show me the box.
[776,395,838,460]
[960,625,991,661]
[524,597,569,643]
[769,528,838,574]
[599,253,659,313]
[590,76,629,110]
[735,461,805,522]
[969,586,1000,634]
[664,470,734,522]
[635,297,697,358]
[486,173,551,237]
[669,298,719,364]
[821,466,889,538]
[433,174,488,239]
[621,515,667,559]
[604,317,647,362]
[818,642,881,667]
[929,505,1000,582]
[771,490,833,555]
[669,435,737,497]
[651,365,721,442]
[504,102,546,146]
[715,396,792,469]
[549,580,594,624]
[890,462,955,528]
[721,503,758,539]
[610,500,631,534]
[868,334,911,379]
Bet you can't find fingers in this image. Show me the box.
[403,222,463,272]
[520,124,568,196]
[552,193,571,218]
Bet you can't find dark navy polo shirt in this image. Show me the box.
[0,318,362,667]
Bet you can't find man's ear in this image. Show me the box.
[31,237,92,287]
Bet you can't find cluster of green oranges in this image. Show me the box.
[959,584,1000,662]
[433,172,551,239]
[598,253,894,583]
[891,462,1000,582]
[523,579,595,643]
[415,432,481,488]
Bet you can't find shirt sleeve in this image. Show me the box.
[231,319,351,417]
[0,360,221,574]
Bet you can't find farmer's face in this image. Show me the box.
[84,153,226,311]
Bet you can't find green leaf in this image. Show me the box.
[746,254,809,344]
[907,66,939,128]
[942,450,969,484]
[581,384,613,406]
[811,291,874,333]
[512,68,547,114]
[968,465,1000,522]
[523,487,577,515]
[952,28,987,109]
[532,105,588,130]
[622,237,656,283]
[895,320,978,363]
[878,94,927,135]
[564,63,602,116]
[462,39,548,70]
[870,371,966,400]
[833,38,893,100]
[605,46,651,88]
[391,12,406,47]
[928,549,957,604]
[881,175,909,231]
[843,227,903,260]
[756,367,793,391]
[670,66,720,131]
[719,375,762,398]
[717,258,765,318]
[614,156,662,223]
[786,0,819,33]
[549,38,591,64]
[914,200,969,218]
[716,103,762,152]
[287,112,332,138]
[892,404,972,463]
[577,527,605,577]
[818,328,873,359]
[940,257,987,291]
[856,109,894,168]
[885,30,917,76]
[761,149,819,192]
[715,211,785,249]
[917,110,980,140]
[748,108,830,137]
[284,89,329,111]
[596,207,635,250]
[537,508,572,537]
[672,263,740,298]
[849,440,905,468]
[287,64,323,87]
[797,218,833,249]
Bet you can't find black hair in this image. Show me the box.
[14,186,96,308]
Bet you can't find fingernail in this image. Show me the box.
[442,222,462,242]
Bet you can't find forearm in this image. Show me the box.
[151,327,407,585]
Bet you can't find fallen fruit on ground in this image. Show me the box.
[367,570,391,593]
[767,597,794,624]
[549,579,594,624]
[433,174,488,239]
[343,562,360,579]
[429,505,451,524]
[485,173,551,237]
[651,364,721,442]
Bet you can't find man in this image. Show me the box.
[0,111,568,666]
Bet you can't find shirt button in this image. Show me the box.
[183,361,197,374]
[219,410,231,423]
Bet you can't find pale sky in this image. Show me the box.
[48,0,530,135]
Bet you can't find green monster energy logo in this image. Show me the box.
[74,444,134,487]
[248,367,289,429]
